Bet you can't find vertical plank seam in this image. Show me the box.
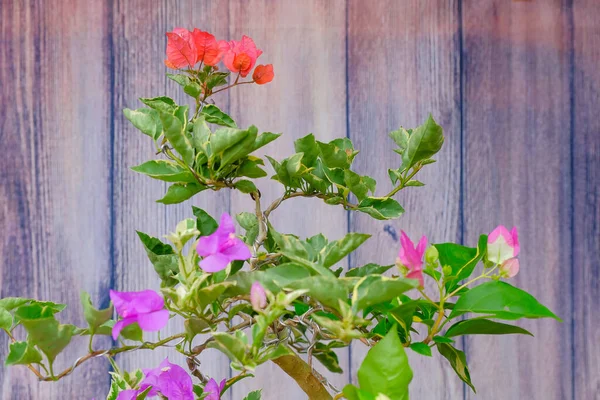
[457,0,467,399]
[566,0,576,398]
[106,0,117,388]
[344,0,353,385]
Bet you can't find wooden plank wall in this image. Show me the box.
[0,1,598,399]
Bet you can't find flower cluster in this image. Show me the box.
[165,28,273,84]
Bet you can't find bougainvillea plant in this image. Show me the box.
[0,29,559,400]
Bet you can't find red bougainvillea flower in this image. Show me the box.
[222,35,263,77]
[253,64,274,85]
[109,289,169,340]
[196,213,252,273]
[204,378,226,400]
[487,225,519,264]
[398,230,428,287]
[165,28,197,69]
[190,29,228,66]
[250,281,267,311]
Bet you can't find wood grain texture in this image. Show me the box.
[227,1,348,399]
[110,0,231,390]
[573,1,600,398]
[347,1,463,398]
[462,1,572,398]
[0,0,113,398]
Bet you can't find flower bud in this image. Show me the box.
[425,246,439,264]
[442,265,452,276]
[499,258,520,278]
[250,281,267,312]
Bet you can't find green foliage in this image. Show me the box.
[344,325,412,400]
[449,281,560,321]
[242,390,262,400]
[137,231,179,286]
[436,343,476,392]
[445,319,533,337]
[435,234,487,292]
[80,292,113,336]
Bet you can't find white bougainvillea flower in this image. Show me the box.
[487,225,520,265]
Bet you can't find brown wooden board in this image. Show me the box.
[462,1,572,398]
[573,0,600,398]
[0,0,113,398]
[227,1,349,399]
[110,0,231,394]
[347,1,464,398]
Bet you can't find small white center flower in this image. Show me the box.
[161,367,171,372]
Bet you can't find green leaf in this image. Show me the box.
[346,263,393,278]
[192,206,218,236]
[314,343,343,373]
[252,132,281,152]
[15,305,75,364]
[5,341,43,365]
[195,282,237,311]
[136,231,179,286]
[80,292,113,335]
[352,276,418,313]
[433,336,454,344]
[286,275,348,312]
[208,331,251,367]
[157,182,205,204]
[445,318,533,337]
[201,104,237,128]
[140,96,177,113]
[404,180,424,187]
[294,133,320,167]
[160,106,195,165]
[166,218,199,249]
[437,343,476,392]
[106,372,129,400]
[242,390,262,400]
[205,72,230,90]
[131,160,196,183]
[322,233,370,268]
[0,297,31,311]
[0,307,12,330]
[449,281,560,321]
[220,126,258,167]
[401,114,444,171]
[435,235,487,292]
[388,301,419,336]
[211,127,248,156]
[286,153,305,178]
[318,138,357,169]
[120,323,143,342]
[237,157,267,178]
[344,170,376,201]
[357,197,404,220]
[123,108,162,140]
[409,342,432,357]
[389,128,410,153]
[234,179,258,194]
[357,325,412,400]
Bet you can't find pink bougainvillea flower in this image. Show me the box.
[252,64,274,85]
[222,35,263,77]
[132,358,194,400]
[190,29,227,66]
[196,213,251,273]
[165,28,198,69]
[115,390,138,400]
[398,230,428,287]
[250,281,267,312]
[487,225,520,265]
[500,257,520,278]
[109,289,169,340]
[204,378,226,400]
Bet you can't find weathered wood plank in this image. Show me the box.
[573,1,600,398]
[110,0,231,387]
[0,0,113,398]
[462,1,572,398]
[347,1,463,398]
[227,1,348,399]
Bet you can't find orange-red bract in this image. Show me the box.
[252,64,274,85]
